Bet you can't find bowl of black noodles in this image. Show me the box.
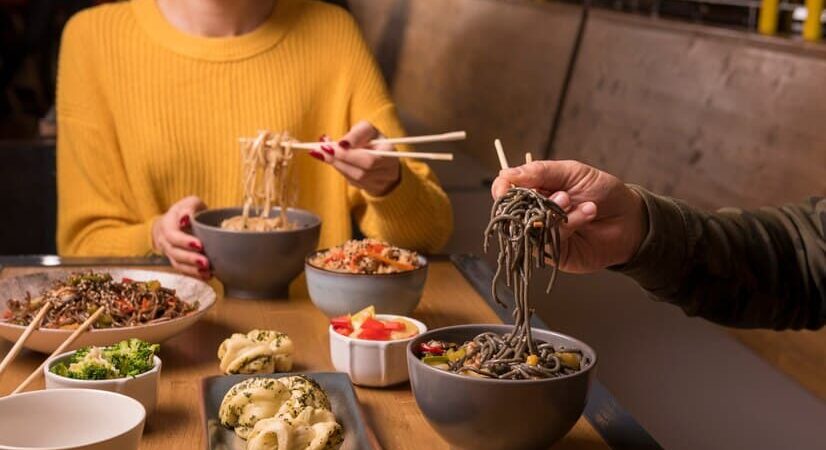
[407,324,596,450]
[192,207,321,299]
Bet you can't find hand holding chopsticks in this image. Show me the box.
[11,306,105,395]
[239,131,465,161]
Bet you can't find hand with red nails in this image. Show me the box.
[312,121,401,196]
[491,160,647,273]
[151,195,212,280]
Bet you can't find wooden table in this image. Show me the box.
[0,261,611,450]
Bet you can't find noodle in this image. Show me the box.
[221,130,296,231]
[420,187,587,380]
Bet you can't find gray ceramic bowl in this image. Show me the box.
[192,207,321,299]
[304,252,428,317]
[407,324,596,450]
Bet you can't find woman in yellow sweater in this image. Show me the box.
[57,0,453,279]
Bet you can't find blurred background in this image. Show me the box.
[1,0,825,449]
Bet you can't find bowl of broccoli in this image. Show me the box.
[44,338,161,414]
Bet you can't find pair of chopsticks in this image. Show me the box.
[0,303,104,395]
[494,138,533,170]
[238,131,466,161]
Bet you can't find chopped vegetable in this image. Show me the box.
[526,354,539,366]
[329,305,419,341]
[50,338,159,380]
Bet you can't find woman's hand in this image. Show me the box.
[151,196,211,280]
[311,121,401,196]
[491,160,647,273]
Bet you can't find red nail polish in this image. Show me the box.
[338,140,350,149]
[321,145,335,156]
[189,241,202,251]
[179,215,190,228]
[309,151,324,161]
[196,259,207,269]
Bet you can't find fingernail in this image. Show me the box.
[550,192,565,204]
[189,241,202,251]
[309,151,325,161]
[321,145,335,156]
[196,259,208,269]
[338,140,350,150]
[582,202,597,216]
[179,215,190,228]
[501,168,523,176]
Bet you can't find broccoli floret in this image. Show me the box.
[103,338,160,378]
[49,339,159,380]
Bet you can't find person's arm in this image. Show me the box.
[56,12,156,256]
[614,187,826,330]
[341,16,453,253]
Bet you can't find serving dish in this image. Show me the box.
[201,372,374,450]
[44,350,162,415]
[193,207,321,299]
[0,388,145,450]
[407,324,596,450]
[305,253,428,317]
[329,313,427,387]
[0,269,216,353]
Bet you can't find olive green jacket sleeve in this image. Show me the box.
[612,186,826,330]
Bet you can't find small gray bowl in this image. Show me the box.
[192,207,321,299]
[304,252,428,317]
[407,324,596,450]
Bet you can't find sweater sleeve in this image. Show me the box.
[341,15,453,253]
[56,13,156,256]
[612,186,826,330]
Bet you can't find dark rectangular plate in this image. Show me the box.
[201,372,374,450]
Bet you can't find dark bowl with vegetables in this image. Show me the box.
[407,324,596,450]
[44,339,162,414]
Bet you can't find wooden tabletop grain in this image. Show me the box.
[0,263,609,450]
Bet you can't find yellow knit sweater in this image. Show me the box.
[56,0,452,256]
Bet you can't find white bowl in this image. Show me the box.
[0,269,216,353]
[0,388,145,450]
[44,351,161,415]
[329,314,427,387]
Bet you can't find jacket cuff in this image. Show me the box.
[609,185,695,295]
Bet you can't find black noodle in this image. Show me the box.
[450,187,585,380]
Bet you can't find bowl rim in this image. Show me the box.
[329,314,428,345]
[0,388,146,450]
[192,206,321,235]
[44,351,162,384]
[305,249,428,278]
[0,269,216,335]
[407,323,597,384]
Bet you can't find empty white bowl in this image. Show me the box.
[0,389,145,450]
[329,314,427,387]
[44,351,161,415]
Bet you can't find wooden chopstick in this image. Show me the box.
[284,131,466,148]
[11,306,105,395]
[0,300,51,379]
[238,131,465,161]
[494,139,510,170]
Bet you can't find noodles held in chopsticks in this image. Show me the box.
[221,131,296,231]
[418,187,588,380]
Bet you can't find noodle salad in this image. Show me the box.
[309,239,421,274]
[2,272,198,329]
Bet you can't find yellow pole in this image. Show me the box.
[758,0,780,35]
[803,0,824,41]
